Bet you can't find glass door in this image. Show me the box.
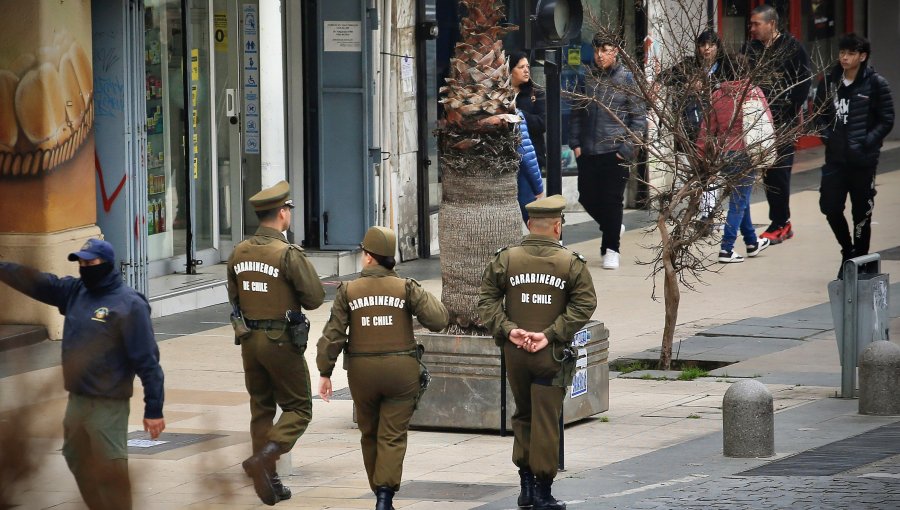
[145,0,218,276]
[213,0,244,254]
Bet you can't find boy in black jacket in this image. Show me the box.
[815,33,894,278]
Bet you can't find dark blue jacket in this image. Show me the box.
[517,109,544,221]
[815,63,894,167]
[0,262,164,418]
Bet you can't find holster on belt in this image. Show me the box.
[231,305,251,345]
[286,310,311,353]
[551,343,577,388]
[415,343,431,409]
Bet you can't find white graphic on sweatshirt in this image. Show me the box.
[835,96,850,125]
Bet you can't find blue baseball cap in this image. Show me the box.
[68,239,115,263]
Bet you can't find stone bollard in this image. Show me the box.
[723,380,774,458]
[859,341,900,416]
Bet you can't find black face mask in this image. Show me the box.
[79,262,114,290]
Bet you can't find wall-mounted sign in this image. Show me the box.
[214,13,227,52]
[324,21,361,52]
[242,3,260,154]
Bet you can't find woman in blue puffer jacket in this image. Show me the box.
[516,109,544,222]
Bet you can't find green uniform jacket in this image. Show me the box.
[316,265,449,377]
[477,234,597,344]
[226,226,325,316]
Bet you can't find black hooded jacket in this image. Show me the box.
[815,63,894,167]
[743,32,812,128]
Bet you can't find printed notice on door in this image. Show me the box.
[324,21,361,52]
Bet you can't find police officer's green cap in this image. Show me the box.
[525,194,566,219]
[361,226,396,257]
[249,181,295,211]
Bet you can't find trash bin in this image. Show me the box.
[827,254,891,398]
[828,273,891,359]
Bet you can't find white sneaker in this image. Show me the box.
[602,249,620,269]
[746,237,771,257]
[620,223,626,235]
[718,250,744,263]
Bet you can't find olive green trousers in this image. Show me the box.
[241,330,312,454]
[504,342,565,480]
[62,393,132,510]
[348,355,419,492]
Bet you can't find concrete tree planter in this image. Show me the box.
[410,320,610,431]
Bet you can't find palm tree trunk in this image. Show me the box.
[439,129,521,334]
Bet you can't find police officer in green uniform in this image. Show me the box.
[477,195,597,510]
[316,226,448,510]
[227,180,325,506]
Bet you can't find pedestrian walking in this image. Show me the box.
[0,238,165,510]
[477,195,597,510]
[697,80,774,263]
[510,51,547,171]
[743,4,812,244]
[516,108,545,222]
[316,226,448,510]
[569,34,647,269]
[227,180,325,506]
[660,30,734,229]
[814,33,894,278]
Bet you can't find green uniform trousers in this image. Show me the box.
[241,329,313,454]
[62,393,132,510]
[348,355,419,492]
[504,342,565,480]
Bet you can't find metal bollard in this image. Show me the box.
[723,380,774,458]
[859,341,900,416]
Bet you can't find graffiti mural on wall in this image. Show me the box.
[0,0,96,233]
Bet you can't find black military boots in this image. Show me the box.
[271,472,292,501]
[242,441,281,505]
[375,486,395,510]
[533,479,566,510]
[518,469,535,507]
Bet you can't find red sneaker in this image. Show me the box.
[760,222,794,244]
[780,221,794,241]
[760,224,784,244]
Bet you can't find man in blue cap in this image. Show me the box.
[0,237,165,510]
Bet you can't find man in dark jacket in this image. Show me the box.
[814,33,894,278]
[743,4,811,244]
[0,238,165,510]
[569,34,647,270]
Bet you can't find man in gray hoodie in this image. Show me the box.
[569,34,647,270]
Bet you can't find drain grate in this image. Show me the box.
[312,387,353,400]
[126,431,225,455]
[395,481,512,501]
[740,422,900,476]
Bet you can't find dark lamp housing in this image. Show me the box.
[531,0,583,48]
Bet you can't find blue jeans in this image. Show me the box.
[721,153,759,253]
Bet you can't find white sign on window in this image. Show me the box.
[324,21,361,52]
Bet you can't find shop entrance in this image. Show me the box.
[142,0,253,277]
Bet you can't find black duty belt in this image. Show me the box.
[348,348,417,358]
[245,319,287,330]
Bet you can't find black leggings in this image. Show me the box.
[576,152,629,254]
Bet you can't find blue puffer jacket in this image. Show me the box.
[0,262,165,418]
[517,109,544,221]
